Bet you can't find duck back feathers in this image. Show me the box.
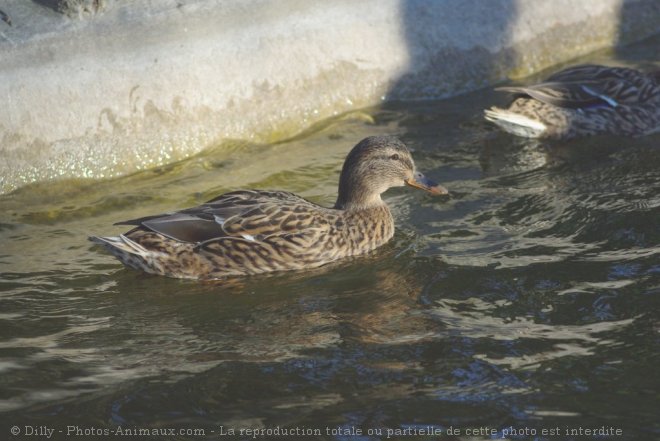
[485,64,660,139]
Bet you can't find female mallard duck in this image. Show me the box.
[484,64,660,139]
[90,136,447,280]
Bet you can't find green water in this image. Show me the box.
[1,40,659,440]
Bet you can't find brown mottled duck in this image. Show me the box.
[485,64,660,139]
[90,136,448,280]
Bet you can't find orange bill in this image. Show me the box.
[405,171,449,195]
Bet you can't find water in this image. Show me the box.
[1,39,659,440]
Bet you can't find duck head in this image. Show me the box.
[334,136,448,210]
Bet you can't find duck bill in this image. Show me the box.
[405,171,448,195]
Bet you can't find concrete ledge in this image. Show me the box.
[1,0,658,194]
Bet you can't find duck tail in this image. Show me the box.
[484,107,547,138]
[89,234,157,273]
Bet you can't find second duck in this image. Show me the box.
[485,64,660,139]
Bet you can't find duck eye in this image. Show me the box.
[390,153,400,161]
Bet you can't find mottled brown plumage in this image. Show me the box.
[485,64,660,139]
[90,136,447,280]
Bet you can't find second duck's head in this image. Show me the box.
[335,135,448,210]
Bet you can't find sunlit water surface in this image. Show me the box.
[1,38,659,440]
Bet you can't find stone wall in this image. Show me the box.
[0,0,658,194]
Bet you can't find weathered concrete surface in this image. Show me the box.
[0,0,658,194]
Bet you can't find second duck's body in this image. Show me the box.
[485,64,660,139]
[90,136,447,280]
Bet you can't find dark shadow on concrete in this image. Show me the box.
[615,0,660,70]
[389,0,659,104]
[616,0,660,53]
[388,0,518,102]
[31,0,61,12]
[32,0,104,16]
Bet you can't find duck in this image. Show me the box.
[90,136,448,280]
[484,64,660,139]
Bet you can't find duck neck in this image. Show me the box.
[334,184,385,211]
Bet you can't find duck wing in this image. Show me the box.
[214,191,333,239]
[115,190,331,244]
[116,211,224,243]
[545,64,643,83]
[496,65,657,109]
[495,81,611,109]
